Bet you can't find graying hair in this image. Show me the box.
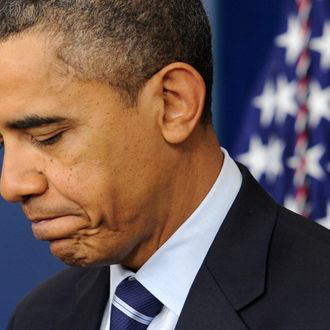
[0,0,213,123]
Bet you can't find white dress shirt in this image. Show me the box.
[100,149,242,329]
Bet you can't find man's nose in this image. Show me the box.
[0,148,48,202]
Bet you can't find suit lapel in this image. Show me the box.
[176,263,249,330]
[177,164,278,328]
[58,267,110,330]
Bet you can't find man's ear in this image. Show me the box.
[153,63,206,144]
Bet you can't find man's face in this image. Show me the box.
[0,33,171,268]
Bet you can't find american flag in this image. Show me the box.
[232,0,330,227]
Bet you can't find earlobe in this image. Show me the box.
[157,63,206,144]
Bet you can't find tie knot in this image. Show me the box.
[111,277,163,329]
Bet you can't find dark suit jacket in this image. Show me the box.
[8,165,330,329]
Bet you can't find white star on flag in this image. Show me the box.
[316,203,330,229]
[284,195,302,214]
[307,80,330,127]
[237,136,284,182]
[310,21,330,70]
[275,75,298,123]
[276,15,307,65]
[253,80,276,127]
[287,144,326,181]
[266,137,285,181]
[237,136,268,181]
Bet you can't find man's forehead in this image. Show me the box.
[0,31,127,132]
[0,31,71,90]
[0,34,76,129]
[0,34,77,107]
[0,33,50,75]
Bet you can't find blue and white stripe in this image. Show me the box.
[112,294,154,326]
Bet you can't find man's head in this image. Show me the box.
[0,0,213,123]
[0,0,221,270]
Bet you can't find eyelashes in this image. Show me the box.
[32,132,64,147]
[0,130,66,151]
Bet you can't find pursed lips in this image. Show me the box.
[26,214,84,241]
[27,214,68,222]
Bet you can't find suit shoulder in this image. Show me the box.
[23,267,91,300]
[276,206,330,253]
[241,207,330,328]
[267,205,330,287]
[8,267,108,330]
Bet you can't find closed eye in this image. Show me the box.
[32,131,64,147]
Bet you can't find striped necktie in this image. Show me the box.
[110,277,163,329]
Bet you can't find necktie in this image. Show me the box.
[110,277,163,329]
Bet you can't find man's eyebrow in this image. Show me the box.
[6,115,68,130]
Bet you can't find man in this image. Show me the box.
[2,0,330,329]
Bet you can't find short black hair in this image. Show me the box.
[0,0,213,123]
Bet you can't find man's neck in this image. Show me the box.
[122,127,223,270]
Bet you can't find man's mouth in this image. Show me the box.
[28,215,86,241]
[28,214,67,223]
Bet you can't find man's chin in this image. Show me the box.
[49,239,89,267]
[49,239,113,268]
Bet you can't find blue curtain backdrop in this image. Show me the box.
[218,0,283,148]
[0,1,280,328]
